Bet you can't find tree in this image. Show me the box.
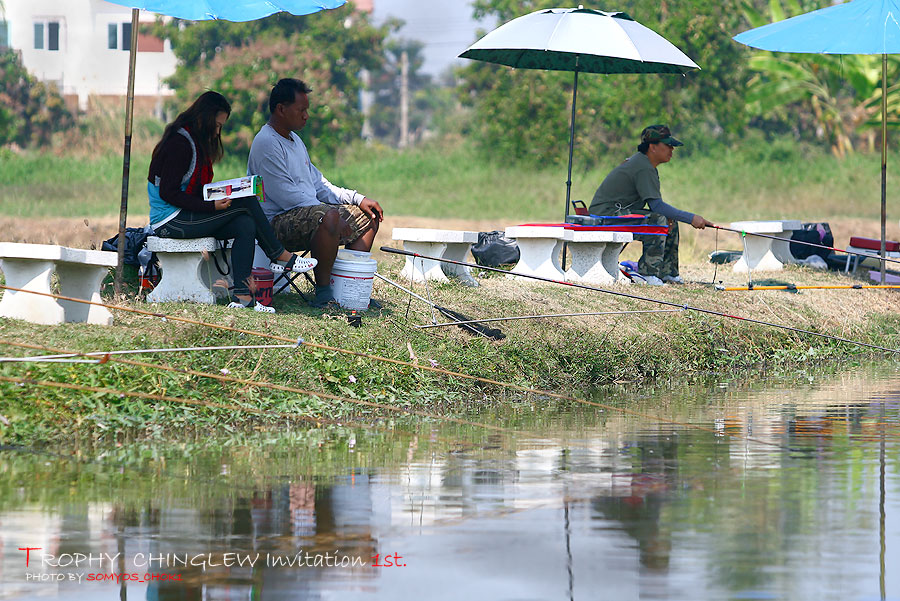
[153,5,391,161]
[368,39,439,146]
[458,0,762,167]
[0,49,73,148]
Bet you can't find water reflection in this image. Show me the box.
[2,365,899,600]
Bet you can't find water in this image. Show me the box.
[2,364,899,600]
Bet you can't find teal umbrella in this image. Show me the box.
[459,7,700,222]
[103,0,346,291]
[734,0,900,281]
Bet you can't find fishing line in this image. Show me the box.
[0,343,300,364]
[416,309,683,330]
[0,284,860,451]
[379,247,900,355]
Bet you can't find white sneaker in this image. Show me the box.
[271,255,317,274]
[227,300,276,313]
[643,275,665,286]
[662,275,684,284]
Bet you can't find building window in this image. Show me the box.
[48,22,59,51]
[34,20,61,51]
[122,22,132,51]
[108,23,117,49]
[0,21,9,49]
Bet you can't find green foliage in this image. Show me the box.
[368,39,440,145]
[152,6,391,161]
[0,49,74,147]
[459,0,759,167]
[741,0,900,156]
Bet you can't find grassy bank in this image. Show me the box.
[2,139,900,446]
[2,254,898,446]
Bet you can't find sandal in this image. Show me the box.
[271,254,317,274]
[227,298,276,313]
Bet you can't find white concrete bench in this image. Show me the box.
[392,228,479,287]
[563,229,634,285]
[505,226,567,280]
[0,243,117,325]
[146,237,232,304]
[730,220,803,273]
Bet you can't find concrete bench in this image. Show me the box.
[0,243,116,325]
[504,226,567,280]
[730,220,803,273]
[563,229,634,285]
[146,237,233,304]
[391,228,479,287]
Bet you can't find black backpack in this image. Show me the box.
[790,223,833,260]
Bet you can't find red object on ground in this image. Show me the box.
[252,268,274,306]
[849,236,900,252]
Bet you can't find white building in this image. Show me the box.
[0,0,177,113]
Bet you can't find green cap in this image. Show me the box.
[641,124,683,147]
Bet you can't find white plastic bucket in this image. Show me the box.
[330,255,377,310]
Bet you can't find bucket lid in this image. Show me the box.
[337,249,372,262]
[251,267,274,279]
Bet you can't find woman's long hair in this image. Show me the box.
[152,91,231,164]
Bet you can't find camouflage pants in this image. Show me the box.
[637,212,679,279]
[592,206,680,278]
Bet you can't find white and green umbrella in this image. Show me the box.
[459,7,700,221]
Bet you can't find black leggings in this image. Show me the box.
[154,197,284,296]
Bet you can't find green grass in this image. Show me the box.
[2,139,896,223]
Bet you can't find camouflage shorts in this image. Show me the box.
[271,204,373,252]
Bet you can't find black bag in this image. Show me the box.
[102,227,152,267]
[790,222,833,261]
[471,231,520,267]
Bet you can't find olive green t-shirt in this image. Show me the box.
[589,152,661,216]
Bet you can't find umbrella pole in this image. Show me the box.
[880,54,888,284]
[114,8,140,295]
[562,58,580,271]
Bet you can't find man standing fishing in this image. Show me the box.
[589,124,714,285]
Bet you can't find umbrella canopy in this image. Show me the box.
[102,0,346,291]
[733,0,900,282]
[105,0,345,21]
[459,7,699,221]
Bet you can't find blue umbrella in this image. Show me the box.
[102,0,346,290]
[733,0,900,281]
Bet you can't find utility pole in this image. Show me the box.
[399,49,409,149]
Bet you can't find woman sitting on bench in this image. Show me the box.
[147,91,315,312]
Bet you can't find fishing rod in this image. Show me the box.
[718,283,900,292]
[712,225,900,268]
[380,246,900,355]
[417,309,683,330]
[373,272,505,340]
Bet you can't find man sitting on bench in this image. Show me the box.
[248,78,385,307]
[590,124,714,285]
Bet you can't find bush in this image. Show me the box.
[0,49,74,147]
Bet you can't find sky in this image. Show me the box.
[370,0,495,77]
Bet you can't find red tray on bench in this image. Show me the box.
[520,223,670,235]
[849,236,900,252]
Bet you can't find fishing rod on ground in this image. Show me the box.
[417,309,684,330]
[717,283,900,292]
[711,225,900,268]
[373,271,505,340]
[380,246,900,355]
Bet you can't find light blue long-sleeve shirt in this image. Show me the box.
[247,123,363,222]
